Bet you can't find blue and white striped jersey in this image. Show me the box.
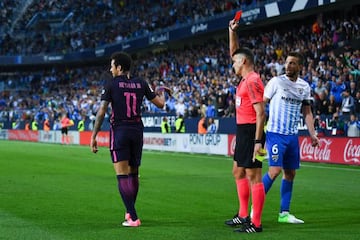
[264,75,311,135]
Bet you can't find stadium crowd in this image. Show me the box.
[0,1,359,136]
[1,0,265,55]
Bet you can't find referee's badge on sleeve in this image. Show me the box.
[236,96,241,107]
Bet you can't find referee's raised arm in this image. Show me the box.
[229,19,240,57]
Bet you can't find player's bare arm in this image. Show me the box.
[253,101,266,160]
[90,100,109,153]
[151,91,165,109]
[302,104,319,147]
[229,19,240,57]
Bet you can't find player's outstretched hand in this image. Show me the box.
[311,135,320,147]
[90,138,98,153]
[229,19,239,31]
[156,86,172,97]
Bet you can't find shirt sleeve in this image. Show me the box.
[247,74,264,104]
[264,77,276,100]
[303,83,312,101]
[100,79,112,102]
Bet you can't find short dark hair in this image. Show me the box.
[288,52,304,65]
[110,51,132,72]
[232,47,254,65]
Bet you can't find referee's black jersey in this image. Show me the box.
[101,75,156,125]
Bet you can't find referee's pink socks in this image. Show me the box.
[236,178,250,218]
[251,183,265,227]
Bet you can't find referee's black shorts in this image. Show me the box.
[61,127,68,134]
[233,123,264,168]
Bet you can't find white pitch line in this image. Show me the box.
[300,162,360,172]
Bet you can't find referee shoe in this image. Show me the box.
[234,222,262,233]
[225,214,250,227]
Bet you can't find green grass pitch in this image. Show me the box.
[1,140,360,240]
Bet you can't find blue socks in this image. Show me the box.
[262,173,274,193]
[280,179,293,212]
[263,173,294,213]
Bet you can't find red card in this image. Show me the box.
[234,10,242,21]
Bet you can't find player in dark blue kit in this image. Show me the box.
[90,52,167,227]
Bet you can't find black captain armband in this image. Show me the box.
[254,139,262,144]
[302,100,312,106]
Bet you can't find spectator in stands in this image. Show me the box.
[314,79,328,97]
[25,120,30,130]
[53,116,61,131]
[43,118,51,131]
[31,117,38,131]
[175,99,186,116]
[345,114,360,137]
[187,100,200,118]
[329,113,345,136]
[12,118,20,129]
[225,99,236,117]
[216,87,227,117]
[205,99,216,118]
[327,95,339,116]
[199,99,207,118]
[354,91,360,114]
[330,76,346,107]
[314,91,329,116]
[161,116,171,133]
[77,115,85,132]
[1,0,243,55]
[207,117,217,134]
[314,115,326,137]
[175,114,185,133]
[349,80,358,98]
[341,89,354,117]
[197,116,207,134]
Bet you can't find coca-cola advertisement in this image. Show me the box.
[228,135,360,166]
[300,136,360,166]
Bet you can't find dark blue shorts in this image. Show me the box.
[109,124,143,167]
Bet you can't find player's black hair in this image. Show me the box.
[110,51,132,72]
[232,47,254,65]
[288,52,304,65]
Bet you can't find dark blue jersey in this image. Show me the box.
[101,75,156,126]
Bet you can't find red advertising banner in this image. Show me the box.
[228,134,236,156]
[299,136,360,166]
[8,130,39,142]
[79,131,109,147]
[228,135,360,166]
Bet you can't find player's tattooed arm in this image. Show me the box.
[92,100,109,139]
